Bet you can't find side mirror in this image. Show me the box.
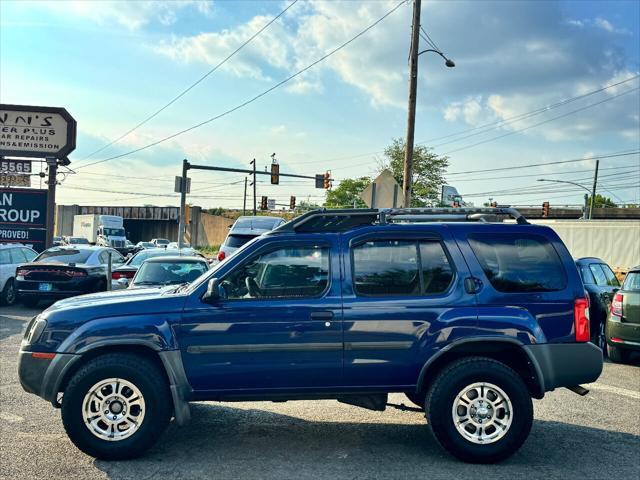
[203,277,220,303]
[117,278,130,288]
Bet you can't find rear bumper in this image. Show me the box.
[524,342,603,392]
[607,317,640,351]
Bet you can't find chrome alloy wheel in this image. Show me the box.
[452,382,513,444]
[82,378,146,441]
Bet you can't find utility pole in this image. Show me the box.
[589,159,599,220]
[178,158,188,249]
[250,158,257,215]
[45,157,58,249]
[402,0,422,208]
[243,177,248,216]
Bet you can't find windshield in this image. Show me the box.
[155,239,170,245]
[103,227,125,237]
[68,237,89,244]
[36,248,93,264]
[623,272,640,291]
[234,217,282,230]
[133,260,208,286]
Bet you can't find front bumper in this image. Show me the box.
[18,350,80,402]
[524,342,603,392]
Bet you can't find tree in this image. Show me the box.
[324,177,371,208]
[586,194,617,208]
[379,138,449,207]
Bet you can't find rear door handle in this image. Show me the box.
[310,311,334,320]
[464,277,483,294]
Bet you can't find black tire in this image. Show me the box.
[1,278,17,306]
[21,296,39,308]
[607,344,629,363]
[426,357,533,464]
[405,391,426,410]
[591,320,606,354]
[61,353,172,460]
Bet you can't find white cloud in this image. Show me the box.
[36,0,214,31]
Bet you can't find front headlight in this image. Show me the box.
[25,317,47,344]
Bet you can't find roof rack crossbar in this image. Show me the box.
[271,207,528,234]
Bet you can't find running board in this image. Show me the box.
[566,385,589,396]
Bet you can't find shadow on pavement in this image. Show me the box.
[0,313,28,341]
[94,403,640,480]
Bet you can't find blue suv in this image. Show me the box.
[18,208,602,463]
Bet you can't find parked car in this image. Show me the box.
[15,245,125,307]
[52,236,63,247]
[576,257,620,351]
[0,244,37,305]
[606,265,640,363]
[217,215,286,261]
[151,238,170,247]
[17,208,602,463]
[167,241,191,249]
[111,247,203,289]
[131,241,155,255]
[126,256,209,289]
[63,236,90,246]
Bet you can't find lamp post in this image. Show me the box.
[537,179,591,219]
[402,1,455,208]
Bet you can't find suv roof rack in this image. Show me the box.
[272,207,529,233]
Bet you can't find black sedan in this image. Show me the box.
[576,257,621,351]
[15,246,125,307]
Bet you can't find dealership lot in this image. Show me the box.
[1,304,638,480]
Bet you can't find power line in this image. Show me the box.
[74,0,408,171]
[296,74,640,167]
[440,86,640,155]
[73,0,300,166]
[445,150,639,176]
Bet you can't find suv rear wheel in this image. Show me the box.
[1,278,16,305]
[426,357,533,463]
[61,353,171,460]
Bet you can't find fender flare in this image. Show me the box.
[416,336,546,397]
[48,340,192,426]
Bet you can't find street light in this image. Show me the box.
[418,48,455,67]
[537,179,591,219]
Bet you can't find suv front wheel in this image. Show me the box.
[426,357,533,463]
[61,353,172,460]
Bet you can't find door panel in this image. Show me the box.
[179,239,344,393]
[341,230,476,388]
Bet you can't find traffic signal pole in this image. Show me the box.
[589,159,599,220]
[177,158,189,249]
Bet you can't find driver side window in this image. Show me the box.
[221,245,330,300]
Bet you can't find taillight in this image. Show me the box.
[574,297,590,342]
[16,268,29,277]
[112,270,134,280]
[217,250,226,261]
[66,270,87,277]
[611,293,624,318]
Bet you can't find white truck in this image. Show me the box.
[72,214,127,249]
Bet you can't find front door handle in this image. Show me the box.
[310,311,334,320]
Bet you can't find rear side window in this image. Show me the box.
[579,265,595,284]
[623,272,640,291]
[468,233,567,292]
[225,234,257,248]
[591,263,620,287]
[352,240,454,296]
[9,248,27,263]
[0,249,10,265]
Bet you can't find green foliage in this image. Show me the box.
[379,138,449,207]
[206,207,227,216]
[324,177,371,208]
[587,194,618,208]
[197,245,221,257]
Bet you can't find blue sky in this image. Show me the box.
[1,0,638,209]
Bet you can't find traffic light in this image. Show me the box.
[290,196,296,210]
[542,201,550,217]
[261,196,268,210]
[270,162,279,185]
[323,171,331,189]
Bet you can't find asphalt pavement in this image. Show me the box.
[1,304,639,480]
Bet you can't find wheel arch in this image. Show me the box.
[416,338,545,399]
[53,342,191,425]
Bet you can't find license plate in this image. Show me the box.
[38,283,52,292]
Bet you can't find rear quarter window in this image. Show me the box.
[623,272,640,291]
[468,233,567,292]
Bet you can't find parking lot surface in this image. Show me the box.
[1,304,639,480]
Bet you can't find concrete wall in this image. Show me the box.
[186,207,232,247]
[530,220,640,269]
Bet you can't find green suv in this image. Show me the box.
[606,265,640,363]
